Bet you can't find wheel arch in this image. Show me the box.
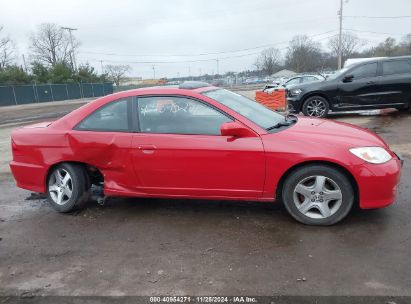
[301,92,332,109]
[45,161,104,190]
[275,160,359,206]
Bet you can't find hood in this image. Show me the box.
[274,116,388,149]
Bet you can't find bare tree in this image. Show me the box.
[254,48,281,76]
[328,32,366,64]
[105,65,131,85]
[285,35,323,73]
[30,23,78,67]
[0,26,15,69]
[399,33,411,54]
[373,37,398,56]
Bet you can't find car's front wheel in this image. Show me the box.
[47,163,88,212]
[302,96,329,118]
[282,165,354,225]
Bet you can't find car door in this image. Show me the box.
[337,62,381,109]
[378,59,411,107]
[131,95,265,199]
[70,97,135,192]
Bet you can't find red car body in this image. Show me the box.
[10,86,401,210]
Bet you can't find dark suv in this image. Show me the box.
[286,56,411,117]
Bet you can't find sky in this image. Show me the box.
[1,0,411,78]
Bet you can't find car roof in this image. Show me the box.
[111,83,218,97]
[345,55,411,68]
[288,75,321,79]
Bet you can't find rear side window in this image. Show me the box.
[382,60,411,76]
[303,76,318,82]
[350,63,377,79]
[76,98,130,131]
[286,78,301,85]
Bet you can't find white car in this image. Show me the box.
[264,75,324,93]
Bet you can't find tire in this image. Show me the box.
[46,163,89,213]
[282,165,354,226]
[302,96,330,118]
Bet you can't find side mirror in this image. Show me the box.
[220,121,256,138]
[342,74,354,83]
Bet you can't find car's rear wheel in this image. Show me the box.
[302,96,329,118]
[282,165,354,225]
[47,163,88,213]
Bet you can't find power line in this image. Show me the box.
[78,30,338,58]
[344,15,411,19]
[78,33,339,65]
[344,28,404,36]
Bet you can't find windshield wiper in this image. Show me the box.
[266,121,293,131]
[266,115,297,131]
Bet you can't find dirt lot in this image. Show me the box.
[0,93,410,297]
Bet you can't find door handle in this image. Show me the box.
[138,144,156,154]
[366,81,375,84]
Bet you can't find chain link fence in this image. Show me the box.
[0,82,113,107]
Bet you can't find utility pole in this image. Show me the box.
[100,60,104,74]
[22,54,27,72]
[152,65,156,79]
[337,0,344,69]
[61,27,78,71]
[215,59,219,76]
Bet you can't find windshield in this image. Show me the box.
[202,89,284,129]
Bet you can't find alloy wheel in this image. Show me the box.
[306,99,327,117]
[293,175,343,219]
[48,168,73,205]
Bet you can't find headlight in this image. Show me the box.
[289,88,302,96]
[349,147,392,164]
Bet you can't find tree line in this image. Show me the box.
[254,32,411,75]
[1,23,411,85]
[0,23,130,85]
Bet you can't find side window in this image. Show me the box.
[286,78,300,85]
[137,96,232,135]
[350,63,378,79]
[382,60,411,76]
[76,98,130,131]
[303,76,318,83]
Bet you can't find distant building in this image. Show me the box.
[119,77,143,86]
[271,69,297,78]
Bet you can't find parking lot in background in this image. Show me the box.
[0,89,410,296]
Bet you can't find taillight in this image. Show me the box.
[11,139,17,151]
[11,138,22,156]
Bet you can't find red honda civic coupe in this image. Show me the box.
[10,82,402,225]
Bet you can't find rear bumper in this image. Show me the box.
[10,161,47,193]
[355,157,402,209]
